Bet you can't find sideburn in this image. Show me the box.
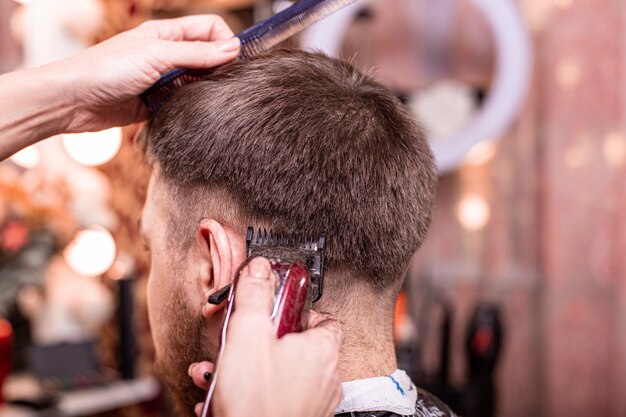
[153,280,214,417]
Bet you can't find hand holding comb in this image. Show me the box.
[141,0,358,113]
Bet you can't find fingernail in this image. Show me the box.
[204,371,212,381]
[249,259,269,280]
[218,38,240,53]
[188,363,197,377]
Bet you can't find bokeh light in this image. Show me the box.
[556,59,581,90]
[603,131,626,168]
[465,141,497,166]
[10,145,41,169]
[553,0,574,9]
[62,127,122,166]
[0,320,12,339]
[456,194,491,231]
[63,226,117,277]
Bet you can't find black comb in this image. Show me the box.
[207,226,326,305]
[141,0,357,113]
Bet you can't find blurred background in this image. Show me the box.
[0,0,624,416]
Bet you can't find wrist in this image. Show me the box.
[30,61,80,136]
[0,67,73,160]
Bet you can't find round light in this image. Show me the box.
[64,226,117,277]
[556,59,581,90]
[301,0,532,173]
[62,127,122,166]
[10,145,40,168]
[603,132,626,168]
[456,194,490,232]
[410,81,477,140]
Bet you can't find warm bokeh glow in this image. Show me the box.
[465,141,497,166]
[556,59,581,90]
[63,226,117,277]
[553,0,574,9]
[456,194,491,231]
[10,145,40,169]
[603,131,626,168]
[0,320,12,340]
[62,128,122,166]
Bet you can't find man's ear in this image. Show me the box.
[196,219,246,318]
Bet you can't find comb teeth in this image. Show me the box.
[141,68,214,112]
[141,0,357,112]
[239,0,357,60]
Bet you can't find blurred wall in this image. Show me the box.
[0,0,21,73]
[411,1,626,417]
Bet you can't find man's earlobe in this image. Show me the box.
[197,219,235,318]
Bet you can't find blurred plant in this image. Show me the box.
[0,166,78,316]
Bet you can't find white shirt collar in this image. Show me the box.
[334,369,417,415]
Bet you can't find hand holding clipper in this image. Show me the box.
[200,228,326,417]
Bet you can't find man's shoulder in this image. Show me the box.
[335,387,457,417]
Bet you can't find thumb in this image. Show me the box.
[233,257,278,316]
[158,38,240,69]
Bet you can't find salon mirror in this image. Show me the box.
[300,0,531,173]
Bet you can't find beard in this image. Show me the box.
[153,279,219,417]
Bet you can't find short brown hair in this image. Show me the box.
[143,49,437,291]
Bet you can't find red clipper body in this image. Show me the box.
[201,228,326,417]
[271,258,311,337]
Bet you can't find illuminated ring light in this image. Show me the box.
[300,0,532,173]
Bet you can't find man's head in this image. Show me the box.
[139,49,437,414]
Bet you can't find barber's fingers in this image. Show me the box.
[225,257,277,345]
[194,402,204,417]
[188,361,215,390]
[302,313,344,417]
[155,37,240,70]
[334,382,344,408]
[233,257,278,316]
[309,366,342,417]
[139,15,235,42]
[321,375,343,417]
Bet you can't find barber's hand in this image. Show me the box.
[43,14,240,133]
[188,257,344,417]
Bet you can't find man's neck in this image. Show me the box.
[337,320,398,382]
[315,280,400,382]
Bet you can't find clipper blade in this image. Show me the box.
[246,227,326,302]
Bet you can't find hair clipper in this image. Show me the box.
[200,227,326,417]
